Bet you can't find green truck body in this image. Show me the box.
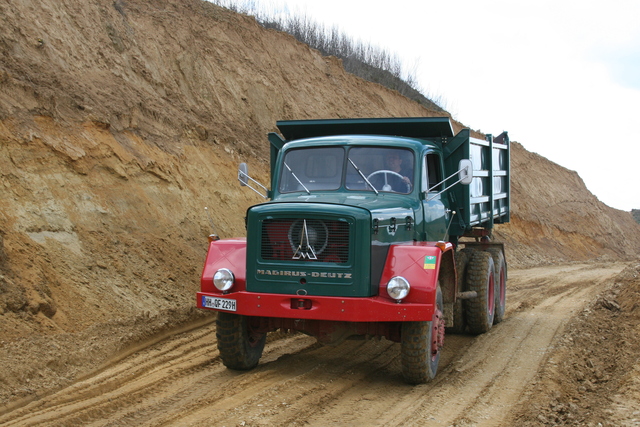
[198,117,510,383]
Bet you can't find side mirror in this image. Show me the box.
[238,163,249,186]
[237,162,270,199]
[458,159,473,185]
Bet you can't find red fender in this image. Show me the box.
[200,238,247,293]
[378,242,454,308]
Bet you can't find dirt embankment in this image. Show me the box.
[0,0,639,415]
[0,0,440,342]
[495,143,640,266]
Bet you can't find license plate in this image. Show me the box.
[202,296,237,312]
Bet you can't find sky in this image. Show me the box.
[231,0,640,211]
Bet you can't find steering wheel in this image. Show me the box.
[366,170,411,193]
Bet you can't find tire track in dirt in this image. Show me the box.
[0,263,626,426]
[405,264,625,426]
[0,325,222,426]
[400,286,594,426]
[176,340,400,427]
[0,327,320,427]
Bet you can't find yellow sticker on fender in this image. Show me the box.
[423,255,437,270]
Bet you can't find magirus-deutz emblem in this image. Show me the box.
[292,219,317,260]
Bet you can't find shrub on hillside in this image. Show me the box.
[210,0,446,112]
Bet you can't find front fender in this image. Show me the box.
[200,238,247,293]
[378,242,453,306]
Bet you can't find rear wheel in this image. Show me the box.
[216,312,266,370]
[401,286,444,384]
[465,251,495,334]
[487,248,506,324]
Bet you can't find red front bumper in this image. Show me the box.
[196,291,434,322]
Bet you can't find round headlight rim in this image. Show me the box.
[387,275,410,301]
[213,268,235,292]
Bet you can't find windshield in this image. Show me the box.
[279,147,345,193]
[279,146,415,194]
[346,147,414,194]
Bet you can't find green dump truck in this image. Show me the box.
[197,117,510,383]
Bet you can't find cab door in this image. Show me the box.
[421,152,450,241]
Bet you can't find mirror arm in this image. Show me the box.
[238,169,269,199]
[425,162,472,202]
[427,169,461,193]
[426,174,468,201]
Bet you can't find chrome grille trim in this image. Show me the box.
[261,218,350,263]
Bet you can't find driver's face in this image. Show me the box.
[386,154,402,168]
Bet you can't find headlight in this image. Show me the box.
[387,276,410,300]
[213,268,235,291]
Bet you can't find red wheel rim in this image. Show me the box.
[488,272,495,314]
[431,307,445,360]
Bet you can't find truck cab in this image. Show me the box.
[197,117,510,384]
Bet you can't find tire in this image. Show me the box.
[447,249,473,334]
[401,286,444,384]
[487,248,506,324]
[465,251,495,334]
[216,312,266,370]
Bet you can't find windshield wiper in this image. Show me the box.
[284,162,310,195]
[348,158,378,195]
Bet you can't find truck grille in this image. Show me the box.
[261,218,350,263]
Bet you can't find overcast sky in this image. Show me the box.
[233,0,640,211]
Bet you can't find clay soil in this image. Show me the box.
[1,0,639,425]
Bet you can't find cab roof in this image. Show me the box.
[276,117,454,141]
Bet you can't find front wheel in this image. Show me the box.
[216,312,266,370]
[401,286,444,384]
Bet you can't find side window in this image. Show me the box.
[423,153,442,192]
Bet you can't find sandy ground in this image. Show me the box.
[1,261,638,426]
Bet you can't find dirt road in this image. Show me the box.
[0,263,629,426]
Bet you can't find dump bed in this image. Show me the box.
[270,117,509,237]
[443,128,510,236]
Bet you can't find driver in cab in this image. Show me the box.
[370,151,412,193]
